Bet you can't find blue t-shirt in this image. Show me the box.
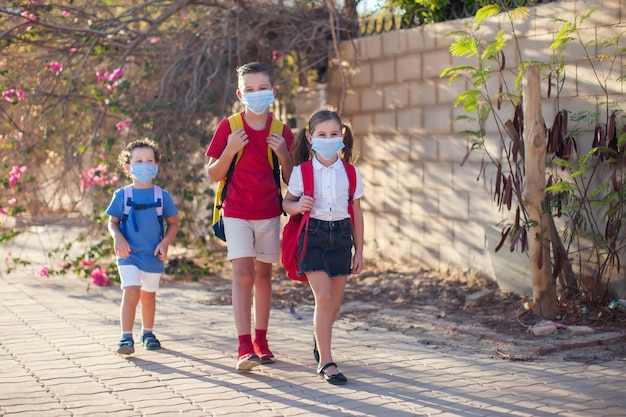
[106,186,179,273]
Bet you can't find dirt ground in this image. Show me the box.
[165,248,626,364]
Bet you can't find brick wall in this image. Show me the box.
[296,0,626,295]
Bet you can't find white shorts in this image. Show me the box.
[223,216,280,263]
[118,265,161,292]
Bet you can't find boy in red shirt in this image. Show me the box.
[205,62,294,371]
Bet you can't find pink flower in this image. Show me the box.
[8,198,16,205]
[37,265,50,277]
[79,259,95,268]
[45,61,63,73]
[61,260,72,270]
[90,267,110,286]
[21,11,36,21]
[150,37,160,44]
[116,119,131,132]
[0,208,7,216]
[79,164,117,191]
[9,165,27,187]
[2,89,25,103]
[181,13,187,20]
[110,68,123,81]
[272,50,284,62]
[62,10,70,17]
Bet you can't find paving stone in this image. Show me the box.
[2,229,626,417]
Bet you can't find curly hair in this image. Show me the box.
[117,138,162,169]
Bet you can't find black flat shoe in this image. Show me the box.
[318,362,347,385]
[313,336,320,363]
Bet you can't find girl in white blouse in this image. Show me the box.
[283,106,364,385]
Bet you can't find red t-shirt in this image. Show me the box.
[206,112,295,220]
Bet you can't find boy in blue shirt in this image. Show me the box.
[106,139,179,355]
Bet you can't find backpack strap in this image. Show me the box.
[342,161,357,221]
[122,184,133,222]
[297,160,314,262]
[120,185,165,239]
[153,185,164,240]
[269,117,286,215]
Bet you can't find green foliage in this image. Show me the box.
[0,1,357,280]
[384,0,478,25]
[442,5,626,306]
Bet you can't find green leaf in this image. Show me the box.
[475,5,501,28]
[617,132,626,149]
[441,65,476,76]
[481,30,506,61]
[579,9,597,24]
[552,157,575,170]
[546,181,577,193]
[454,89,481,113]
[509,7,530,21]
[449,36,478,58]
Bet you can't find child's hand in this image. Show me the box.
[266,132,288,159]
[154,243,168,261]
[114,238,131,259]
[226,128,248,154]
[298,195,315,213]
[351,253,363,274]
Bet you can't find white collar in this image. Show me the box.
[312,156,343,171]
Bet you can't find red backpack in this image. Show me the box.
[281,160,357,282]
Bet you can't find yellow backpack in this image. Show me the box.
[211,113,285,241]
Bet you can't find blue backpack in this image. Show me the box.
[121,185,164,239]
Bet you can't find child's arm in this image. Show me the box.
[154,215,179,261]
[282,191,314,216]
[108,216,131,259]
[206,128,249,182]
[351,198,364,274]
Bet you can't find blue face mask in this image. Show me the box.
[241,90,275,115]
[311,137,345,160]
[130,163,158,185]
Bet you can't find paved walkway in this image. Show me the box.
[1,225,626,416]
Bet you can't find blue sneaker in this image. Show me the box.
[141,333,161,350]
[116,336,134,355]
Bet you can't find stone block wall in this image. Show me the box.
[296,0,626,295]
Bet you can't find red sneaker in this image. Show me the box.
[253,339,275,364]
[236,352,261,371]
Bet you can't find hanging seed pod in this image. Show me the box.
[503,174,513,211]
[560,110,568,137]
[494,163,502,204]
[495,226,511,252]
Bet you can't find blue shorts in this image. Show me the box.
[298,218,353,278]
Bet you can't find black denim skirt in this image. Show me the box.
[298,217,353,278]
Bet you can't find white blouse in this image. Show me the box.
[287,157,364,221]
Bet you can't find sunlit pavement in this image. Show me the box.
[1,225,625,417]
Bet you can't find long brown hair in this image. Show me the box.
[292,106,354,165]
